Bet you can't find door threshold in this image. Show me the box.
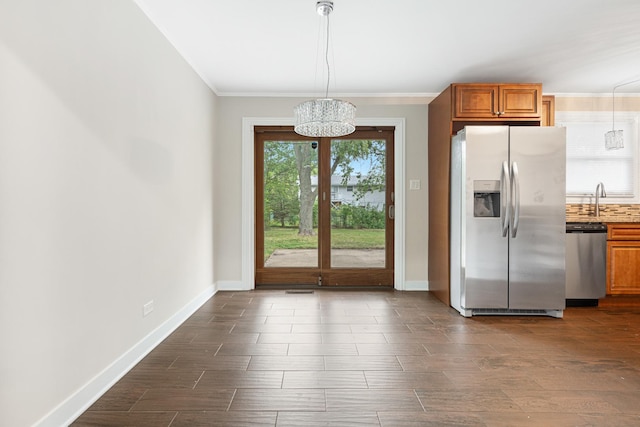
[255,284,394,292]
[256,284,320,291]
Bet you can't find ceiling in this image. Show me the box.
[134,0,640,97]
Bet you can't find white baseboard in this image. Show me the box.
[402,280,429,291]
[36,285,217,427]
[217,280,252,291]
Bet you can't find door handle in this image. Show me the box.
[511,161,520,238]
[500,161,510,237]
[388,205,395,220]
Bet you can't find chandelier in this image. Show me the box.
[294,1,356,138]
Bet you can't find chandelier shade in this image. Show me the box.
[294,1,356,138]
[294,98,356,137]
[605,129,624,150]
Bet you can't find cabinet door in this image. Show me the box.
[499,84,542,118]
[453,84,499,118]
[607,241,640,295]
[453,84,542,119]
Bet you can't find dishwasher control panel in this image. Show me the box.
[566,222,607,232]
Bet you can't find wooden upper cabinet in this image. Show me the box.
[453,83,542,120]
[541,95,555,127]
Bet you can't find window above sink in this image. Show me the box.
[558,111,640,203]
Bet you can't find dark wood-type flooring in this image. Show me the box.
[73,290,640,426]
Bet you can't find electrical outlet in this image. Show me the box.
[143,300,154,317]
[409,179,421,190]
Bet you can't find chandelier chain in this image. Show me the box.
[612,78,640,131]
[324,13,330,99]
[293,1,355,138]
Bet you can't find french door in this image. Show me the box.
[255,126,395,287]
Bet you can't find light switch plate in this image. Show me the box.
[143,300,154,317]
[409,179,421,190]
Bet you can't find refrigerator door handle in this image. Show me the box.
[500,161,510,237]
[511,161,520,238]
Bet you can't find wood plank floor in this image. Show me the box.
[72,290,640,426]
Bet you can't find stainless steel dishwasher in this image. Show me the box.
[565,222,607,306]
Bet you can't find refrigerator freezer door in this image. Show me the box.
[508,127,566,310]
[462,126,510,309]
[450,133,464,314]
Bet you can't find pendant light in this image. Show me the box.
[605,78,640,150]
[605,84,624,150]
[294,1,356,138]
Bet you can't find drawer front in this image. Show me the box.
[608,223,640,240]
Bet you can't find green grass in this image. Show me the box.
[264,227,384,260]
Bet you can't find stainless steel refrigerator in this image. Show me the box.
[450,126,566,317]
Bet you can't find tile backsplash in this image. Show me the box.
[566,203,640,220]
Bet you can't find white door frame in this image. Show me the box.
[241,117,406,290]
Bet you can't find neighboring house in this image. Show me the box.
[311,175,386,210]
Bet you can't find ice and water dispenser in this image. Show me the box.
[473,180,500,217]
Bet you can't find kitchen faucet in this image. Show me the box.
[595,182,606,217]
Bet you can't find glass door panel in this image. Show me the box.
[263,140,319,268]
[255,126,394,287]
[329,139,387,268]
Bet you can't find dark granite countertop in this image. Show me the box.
[567,215,640,223]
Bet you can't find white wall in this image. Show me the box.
[0,1,217,425]
[214,97,429,286]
